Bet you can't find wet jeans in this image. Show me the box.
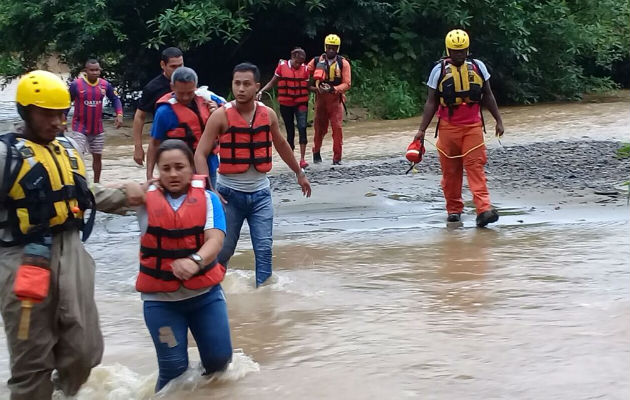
[143,286,232,392]
[279,104,308,150]
[216,184,274,286]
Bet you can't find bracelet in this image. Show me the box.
[296,168,306,178]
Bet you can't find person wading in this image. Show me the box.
[146,67,220,186]
[412,29,505,227]
[68,59,123,183]
[0,70,146,400]
[258,47,311,168]
[307,34,351,165]
[132,47,184,166]
[194,63,311,287]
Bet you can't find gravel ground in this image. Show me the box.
[270,140,630,197]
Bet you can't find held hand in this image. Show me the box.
[256,91,263,101]
[114,115,123,129]
[495,122,505,137]
[171,258,200,281]
[297,174,312,198]
[208,101,219,113]
[133,145,145,166]
[414,129,426,142]
[125,182,146,206]
[318,83,331,94]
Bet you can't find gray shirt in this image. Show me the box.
[217,165,270,192]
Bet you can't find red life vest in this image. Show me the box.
[276,59,310,106]
[136,176,226,293]
[218,101,273,174]
[156,93,210,150]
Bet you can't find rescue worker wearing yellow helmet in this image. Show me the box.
[0,70,146,399]
[412,29,505,227]
[307,33,351,165]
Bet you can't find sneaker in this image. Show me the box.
[476,208,499,228]
[299,159,309,168]
[332,160,341,165]
[447,213,461,222]
[313,152,322,163]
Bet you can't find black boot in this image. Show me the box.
[447,213,461,222]
[313,152,322,163]
[476,208,499,228]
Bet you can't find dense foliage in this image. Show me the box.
[0,0,627,118]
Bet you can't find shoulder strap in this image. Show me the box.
[0,133,18,201]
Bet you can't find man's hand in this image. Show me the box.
[297,173,311,197]
[318,83,331,94]
[114,114,123,129]
[256,91,263,101]
[495,122,505,137]
[208,100,219,114]
[133,145,145,166]
[124,182,146,206]
[414,129,426,141]
[171,258,200,281]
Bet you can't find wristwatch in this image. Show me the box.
[296,168,306,178]
[187,253,204,268]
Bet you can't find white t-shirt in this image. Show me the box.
[426,59,491,89]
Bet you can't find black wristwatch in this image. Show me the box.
[188,253,204,268]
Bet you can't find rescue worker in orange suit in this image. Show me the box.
[307,34,351,165]
[0,70,146,400]
[146,67,220,185]
[412,29,504,227]
[258,47,311,169]
[194,63,311,287]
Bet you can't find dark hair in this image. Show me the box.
[155,139,194,167]
[85,59,99,67]
[291,47,306,58]
[232,62,260,82]
[161,47,183,63]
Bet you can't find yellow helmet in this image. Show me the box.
[324,34,341,50]
[445,29,470,55]
[16,70,70,110]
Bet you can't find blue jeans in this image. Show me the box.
[208,154,219,189]
[143,286,233,392]
[216,184,273,286]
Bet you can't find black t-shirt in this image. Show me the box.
[137,74,171,113]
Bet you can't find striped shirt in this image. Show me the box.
[69,76,123,135]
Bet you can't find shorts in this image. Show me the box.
[71,131,105,155]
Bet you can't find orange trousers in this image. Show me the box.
[313,93,344,162]
[436,119,492,215]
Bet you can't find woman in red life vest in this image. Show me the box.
[258,47,311,168]
[136,139,232,392]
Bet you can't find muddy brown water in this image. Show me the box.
[0,94,629,399]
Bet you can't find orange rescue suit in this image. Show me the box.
[137,177,226,293]
[156,93,210,150]
[218,101,273,174]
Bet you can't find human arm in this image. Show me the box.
[105,82,123,128]
[414,88,439,141]
[194,108,226,182]
[482,81,504,137]
[332,59,352,94]
[132,109,146,165]
[257,75,280,100]
[92,181,149,214]
[269,109,311,197]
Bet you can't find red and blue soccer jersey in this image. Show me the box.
[69,76,123,135]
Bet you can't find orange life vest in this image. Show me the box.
[156,93,210,150]
[218,101,273,174]
[136,176,226,293]
[276,59,310,106]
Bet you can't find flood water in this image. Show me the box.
[0,91,628,399]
